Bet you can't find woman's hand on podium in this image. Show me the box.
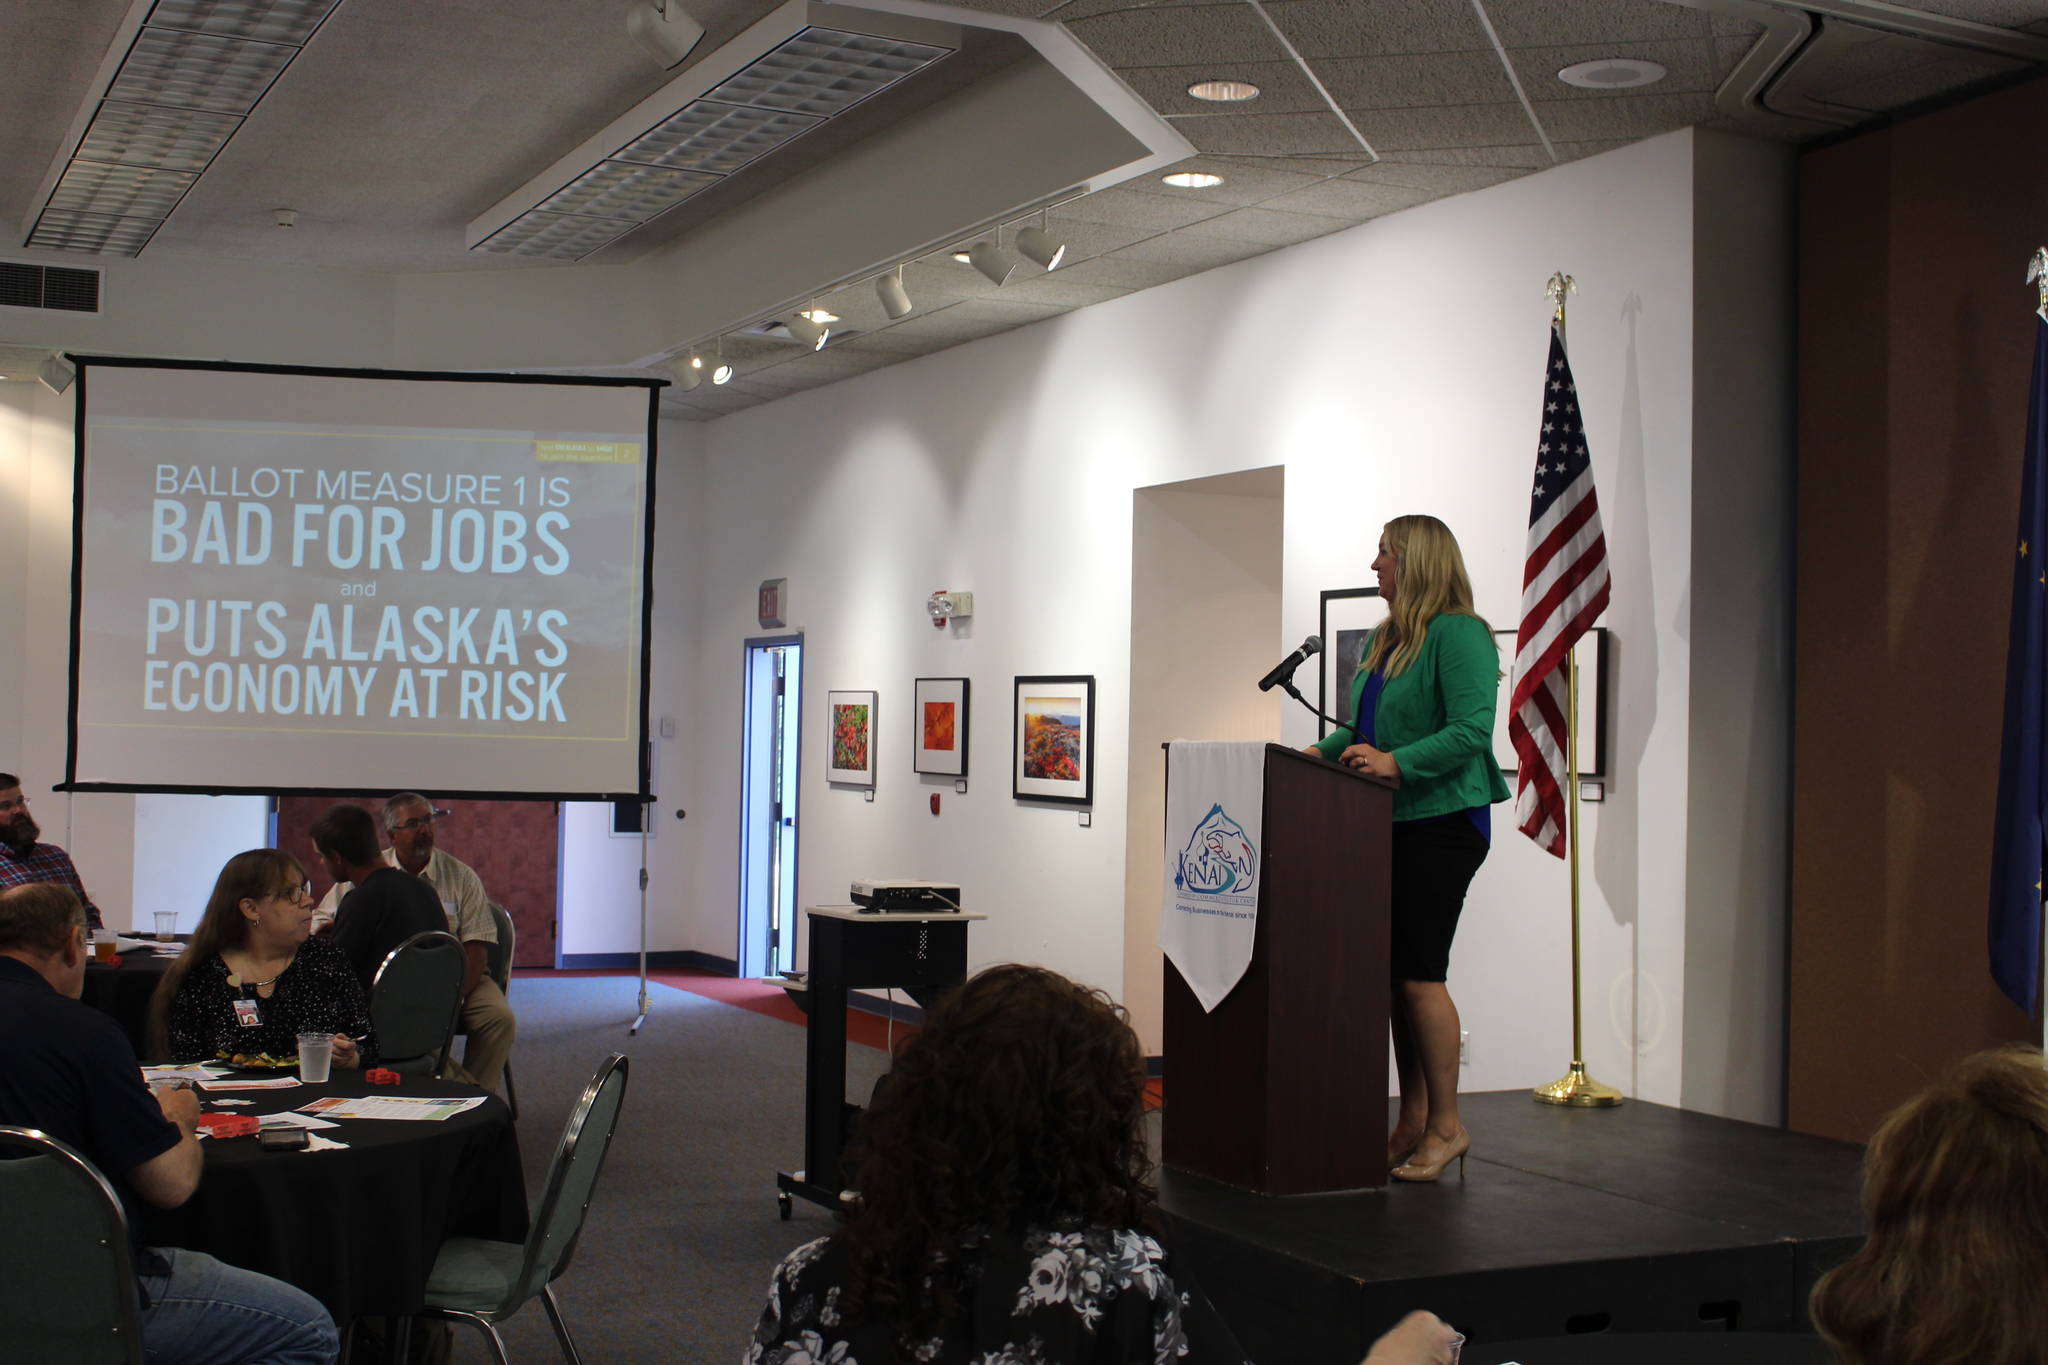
[1340,743,1402,781]
[1361,1311,1459,1365]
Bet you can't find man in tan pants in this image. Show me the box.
[317,792,517,1092]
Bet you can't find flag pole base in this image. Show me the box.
[1533,1061,1623,1107]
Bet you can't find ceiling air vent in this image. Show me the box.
[0,261,104,313]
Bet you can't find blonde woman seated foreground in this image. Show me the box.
[1810,1045,2048,1365]
[747,964,1458,1365]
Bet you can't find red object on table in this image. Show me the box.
[197,1113,259,1138]
[365,1068,402,1086]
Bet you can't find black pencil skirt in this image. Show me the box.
[1389,815,1490,982]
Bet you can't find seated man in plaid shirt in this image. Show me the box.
[0,773,103,932]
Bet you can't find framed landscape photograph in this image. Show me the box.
[1317,587,1388,737]
[827,689,876,787]
[913,677,969,776]
[1012,675,1094,805]
[1491,627,1608,779]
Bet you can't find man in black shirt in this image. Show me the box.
[311,803,444,990]
[0,883,338,1364]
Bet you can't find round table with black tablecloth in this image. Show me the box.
[137,1073,528,1324]
[1473,1333,1830,1365]
[81,946,179,1055]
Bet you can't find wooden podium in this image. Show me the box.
[1161,742,1394,1195]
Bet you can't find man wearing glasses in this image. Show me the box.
[0,773,105,933]
[315,793,516,1091]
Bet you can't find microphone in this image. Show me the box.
[1257,635,1322,692]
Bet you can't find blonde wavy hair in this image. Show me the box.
[1361,514,1489,678]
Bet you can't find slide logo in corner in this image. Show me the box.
[1175,802,1258,897]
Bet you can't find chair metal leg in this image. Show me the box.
[502,1060,518,1121]
[390,1315,410,1365]
[540,1284,585,1365]
[428,1310,511,1365]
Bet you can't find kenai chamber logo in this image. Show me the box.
[1175,802,1258,897]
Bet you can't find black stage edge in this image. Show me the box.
[1158,1091,1865,1365]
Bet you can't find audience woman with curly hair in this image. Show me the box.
[746,963,1456,1365]
[1810,1045,2048,1365]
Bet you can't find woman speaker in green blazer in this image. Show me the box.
[1313,514,1509,1182]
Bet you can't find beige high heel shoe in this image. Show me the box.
[1390,1128,1469,1182]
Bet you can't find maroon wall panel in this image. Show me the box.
[276,796,560,968]
[1792,74,2045,1141]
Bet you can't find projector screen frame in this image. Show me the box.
[56,353,664,804]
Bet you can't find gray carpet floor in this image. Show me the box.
[444,974,892,1364]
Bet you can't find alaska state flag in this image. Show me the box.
[1990,310,2048,1012]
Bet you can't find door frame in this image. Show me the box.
[739,632,804,977]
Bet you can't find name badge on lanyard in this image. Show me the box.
[233,996,263,1028]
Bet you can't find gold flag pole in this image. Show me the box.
[1535,271,1621,1108]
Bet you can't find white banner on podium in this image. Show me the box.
[1161,741,1266,1012]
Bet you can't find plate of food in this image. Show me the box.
[214,1051,299,1072]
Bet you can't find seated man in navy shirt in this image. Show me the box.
[311,802,445,990]
[0,883,337,1364]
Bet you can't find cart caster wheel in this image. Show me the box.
[778,1191,793,1220]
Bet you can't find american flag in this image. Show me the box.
[1509,321,1611,857]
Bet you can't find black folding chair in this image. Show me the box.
[371,929,465,1076]
[0,1126,144,1363]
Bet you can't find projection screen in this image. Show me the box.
[63,358,658,800]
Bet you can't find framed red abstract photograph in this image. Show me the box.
[913,677,968,777]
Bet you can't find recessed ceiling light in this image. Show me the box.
[1161,172,1225,189]
[1557,57,1667,90]
[1188,79,1260,102]
[800,307,838,323]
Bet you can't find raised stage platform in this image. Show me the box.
[1157,1091,1865,1365]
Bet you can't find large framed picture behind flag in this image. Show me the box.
[1318,587,1388,737]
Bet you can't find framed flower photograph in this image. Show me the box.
[1013,675,1094,805]
[827,689,876,787]
[913,677,969,777]
[1317,587,1389,737]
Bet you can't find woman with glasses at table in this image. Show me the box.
[147,848,375,1069]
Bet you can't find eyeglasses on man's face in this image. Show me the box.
[391,815,436,833]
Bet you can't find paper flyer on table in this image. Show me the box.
[296,1095,488,1121]
[258,1111,340,1131]
[199,1076,301,1091]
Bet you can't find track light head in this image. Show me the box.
[711,361,733,384]
[669,354,702,391]
[1015,224,1065,271]
[785,310,829,350]
[626,0,706,69]
[876,269,913,319]
[967,239,1015,286]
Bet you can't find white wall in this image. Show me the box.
[130,793,272,933]
[665,128,1793,1120]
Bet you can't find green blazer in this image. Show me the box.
[1313,612,1511,822]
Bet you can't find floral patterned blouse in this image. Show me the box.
[747,1225,1248,1365]
[165,936,377,1066]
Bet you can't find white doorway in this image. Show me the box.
[1123,467,1285,1052]
[740,636,802,977]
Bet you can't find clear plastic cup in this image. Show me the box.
[297,1033,334,1084]
[1447,1330,1465,1365]
[154,911,177,939]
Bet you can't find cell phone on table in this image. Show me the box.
[258,1127,309,1151]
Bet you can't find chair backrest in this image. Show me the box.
[485,901,514,994]
[370,929,465,1075]
[0,1127,143,1364]
[510,1053,630,1307]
